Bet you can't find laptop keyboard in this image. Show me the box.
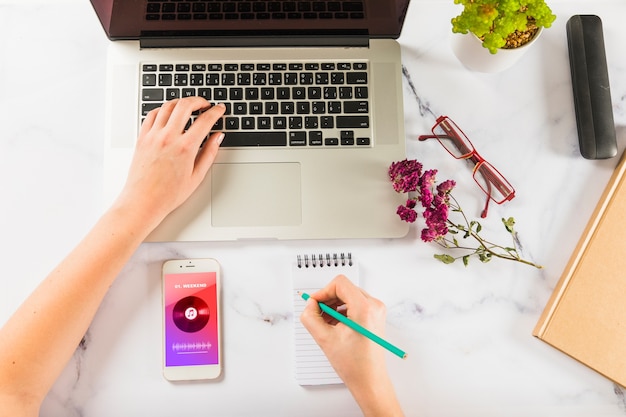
[140,61,372,147]
[145,1,366,21]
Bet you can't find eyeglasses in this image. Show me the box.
[418,116,515,218]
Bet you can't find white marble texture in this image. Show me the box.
[1,0,626,416]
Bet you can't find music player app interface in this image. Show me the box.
[164,272,218,367]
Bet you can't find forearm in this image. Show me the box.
[0,201,159,408]
[349,374,405,417]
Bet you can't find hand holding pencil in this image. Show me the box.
[300,275,405,417]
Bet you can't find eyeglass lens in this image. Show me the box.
[472,161,514,204]
[433,118,474,159]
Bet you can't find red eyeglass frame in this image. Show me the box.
[418,116,515,218]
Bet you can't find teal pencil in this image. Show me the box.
[300,292,407,359]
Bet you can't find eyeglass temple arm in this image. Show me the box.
[418,134,473,156]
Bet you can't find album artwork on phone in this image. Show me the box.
[163,271,219,367]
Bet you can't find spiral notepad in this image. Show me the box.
[292,253,359,386]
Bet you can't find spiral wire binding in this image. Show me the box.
[297,252,352,268]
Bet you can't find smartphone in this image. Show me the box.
[162,258,222,381]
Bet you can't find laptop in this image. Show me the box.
[91,0,411,241]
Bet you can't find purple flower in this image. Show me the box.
[389,160,453,235]
[421,202,449,242]
[419,169,438,189]
[437,179,456,195]
[388,159,423,193]
[397,204,417,223]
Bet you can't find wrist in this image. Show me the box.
[347,374,404,417]
[107,193,167,241]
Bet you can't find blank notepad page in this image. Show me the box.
[292,253,359,386]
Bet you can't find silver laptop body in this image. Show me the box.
[92,0,410,241]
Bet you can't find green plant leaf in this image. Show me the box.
[434,254,456,264]
[502,217,515,233]
[462,255,470,266]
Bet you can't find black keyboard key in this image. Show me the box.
[341,130,354,145]
[277,87,290,100]
[206,73,219,85]
[250,102,263,114]
[328,101,341,113]
[258,117,271,129]
[324,87,337,99]
[289,116,303,129]
[289,132,307,146]
[229,88,243,100]
[261,88,274,100]
[221,131,287,147]
[305,116,318,128]
[296,102,310,114]
[357,137,370,146]
[233,103,247,114]
[273,117,287,129]
[355,86,368,98]
[281,102,295,114]
[225,117,240,130]
[214,88,228,101]
[347,72,368,84]
[265,102,279,114]
[309,131,323,146]
[159,73,172,86]
[142,74,157,86]
[198,88,211,100]
[331,72,345,84]
[190,73,204,86]
[246,88,260,100]
[336,116,369,128]
[300,72,314,85]
[242,117,255,129]
[343,101,368,113]
[142,102,162,116]
[339,87,353,99]
[308,87,322,99]
[315,72,329,84]
[311,101,326,114]
[142,88,164,101]
[166,88,180,100]
[174,73,188,86]
[182,88,196,98]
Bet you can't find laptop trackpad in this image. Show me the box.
[211,163,302,227]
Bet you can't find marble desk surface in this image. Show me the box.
[1,0,626,416]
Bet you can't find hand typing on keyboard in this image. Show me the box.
[119,97,226,229]
[141,61,372,148]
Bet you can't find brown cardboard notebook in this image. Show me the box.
[534,149,626,388]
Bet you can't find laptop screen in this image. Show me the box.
[90,0,410,44]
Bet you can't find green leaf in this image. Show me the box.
[502,217,516,233]
[434,254,456,264]
[462,255,470,266]
[478,252,492,263]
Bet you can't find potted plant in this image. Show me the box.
[450,0,556,72]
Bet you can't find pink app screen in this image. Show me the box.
[164,272,218,367]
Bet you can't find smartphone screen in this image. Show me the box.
[162,259,221,380]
